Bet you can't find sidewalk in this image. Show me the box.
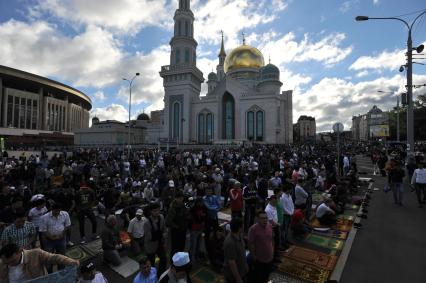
[340,156,426,283]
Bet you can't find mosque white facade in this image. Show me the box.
[157,0,293,145]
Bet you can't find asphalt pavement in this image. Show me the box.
[340,155,426,283]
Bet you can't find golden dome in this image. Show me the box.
[224,44,265,73]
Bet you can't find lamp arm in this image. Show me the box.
[367,17,410,30]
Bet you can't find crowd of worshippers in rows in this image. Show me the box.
[0,144,362,283]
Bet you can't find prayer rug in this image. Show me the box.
[65,246,92,262]
[191,267,224,283]
[311,194,324,204]
[342,210,357,217]
[312,229,348,240]
[82,239,103,256]
[269,271,307,283]
[310,218,352,232]
[282,246,337,271]
[304,234,344,251]
[26,266,77,283]
[337,215,354,221]
[277,257,330,283]
[109,256,139,278]
[344,204,360,210]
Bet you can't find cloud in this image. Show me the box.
[30,0,173,34]
[339,1,358,13]
[192,0,288,47]
[91,104,128,121]
[93,91,106,101]
[373,0,379,5]
[349,48,405,72]
[356,70,369,77]
[0,20,123,88]
[256,31,352,67]
[293,74,422,132]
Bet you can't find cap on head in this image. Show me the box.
[169,180,175,187]
[172,252,190,268]
[135,209,143,216]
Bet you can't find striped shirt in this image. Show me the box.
[1,222,36,248]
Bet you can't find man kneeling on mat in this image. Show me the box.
[316,199,336,226]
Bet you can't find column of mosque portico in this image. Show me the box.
[39,88,45,130]
[64,97,69,132]
[0,78,5,127]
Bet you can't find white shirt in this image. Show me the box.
[343,156,350,168]
[316,203,334,218]
[9,252,25,283]
[127,217,146,238]
[411,168,426,185]
[294,185,308,205]
[265,203,278,225]
[39,211,71,237]
[281,193,294,215]
[28,206,48,228]
[123,161,130,172]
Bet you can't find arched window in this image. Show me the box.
[222,93,235,139]
[256,111,264,141]
[173,102,180,140]
[206,113,213,143]
[247,111,254,140]
[185,21,189,36]
[184,48,190,63]
[175,49,181,64]
[198,113,205,143]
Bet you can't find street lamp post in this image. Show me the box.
[356,10,426,154]
[123,73,140,157]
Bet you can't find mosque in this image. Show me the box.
[154,0,294,145]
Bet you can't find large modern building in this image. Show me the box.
[293,115,316,143]
[352,105,389,141]
[157,0,293,144]
[0,65,91,147]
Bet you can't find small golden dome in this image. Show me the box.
[224,44,265,73]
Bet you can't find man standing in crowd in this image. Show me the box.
[0,243,79,282]
[243,179,257,233]
[223,218,248,283]
[1,208,36,249]
[75,182,98,244]
[144,202,167,276]
[411,160,426,208]
[128,209,146,255]
[165,191,188,257]
[203,186,221,239]
[229,181,243,220]
[281,184,294,247]
[133,256,157,283]
[39,202,71,271]
[248,211,274,283]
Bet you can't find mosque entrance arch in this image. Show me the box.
[222,92,235,139]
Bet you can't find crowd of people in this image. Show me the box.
[0,141,419,283]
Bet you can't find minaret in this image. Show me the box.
[159,0,204,144]
[217,31,226,80]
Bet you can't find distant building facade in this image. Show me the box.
[293,115,316,143]
[0,65,91,147]
[352,105,389,141]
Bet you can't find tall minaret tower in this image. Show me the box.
[217,31,226,80]
[160,0,204,143]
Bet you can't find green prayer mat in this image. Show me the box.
[305,234,343,250]
[191,267,224,283]
[337,215,354,221]
[311,229,348,240]
[344,204,360,210]
[342,210,357,217]
[65,246,93,262]
[81,239,103,256]
[311,194,324,204]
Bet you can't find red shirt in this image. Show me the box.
[248,223,274,263]
[291,209,305,227]
[229,188,243,212]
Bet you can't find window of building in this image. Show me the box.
[7,96,13,127]
[206,113,213,143]
[256,111,264,141]
[176,49,181,64]
[223,93,235,139]
[198,113,205,143]
[19,98,26,129]
[185,48,190,63]
[32,100,38,129]
[173,102,180,140]
[13,97,19,128]
[247,111,254,140]
[26,99,31,129]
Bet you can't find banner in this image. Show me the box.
[370,125,389,137]
[26,266,77,283]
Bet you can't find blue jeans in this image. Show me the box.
[390,183,404,204]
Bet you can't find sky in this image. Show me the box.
[1,0,426,132]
